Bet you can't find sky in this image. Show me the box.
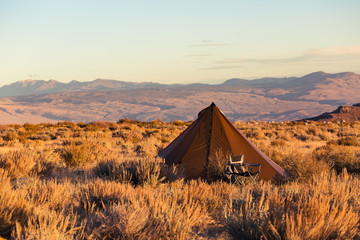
[0,0,359,86]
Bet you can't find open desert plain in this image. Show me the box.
[1,117,360,239]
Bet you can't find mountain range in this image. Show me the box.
[0,71,359,124]
[0,79,166,97]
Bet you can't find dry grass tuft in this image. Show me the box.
[13,208,84,240]
[207,149,230,181]
[313,145,360,173]
[0,169,33,237]
[61,140,99,166]
[0,150,36,179]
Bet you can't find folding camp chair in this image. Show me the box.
[225,154,261,184]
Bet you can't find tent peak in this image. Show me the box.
[210,102,216,107]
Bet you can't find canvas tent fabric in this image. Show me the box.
[158,102,287,181]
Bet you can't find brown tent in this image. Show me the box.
[158,102,287,181]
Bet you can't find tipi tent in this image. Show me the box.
[158,102,287,181]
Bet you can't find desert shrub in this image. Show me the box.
[33,148,62,176]
[306,126,320,137]
[318,130,335,141]
[0,150,36,179]
[295,133,311,141]
[76,179,134,214]
[245,127,266,140]
[312,145,360,173]
[135,157,164,185]
[27,133,53,141]
[183,180,237,214]
[224,171,360,240]
[2,130,18,142]
[13,208,84,240]
[87,121,117,130]
[86,183,210,239]
[61,140,98,166]
[26,180,74,211]
[143,188,209,239]
[86,202,150,239]
[93,158,133,184]
[282,153,330,182]
[331,136,360,146]
[23,123,41,132]
[261,145,330,182]
[84,124,103,132]
[171,120,190,127]
[117,118,133,124]
[207,149,230,181]
[93,155,177,185]
[160,164,186,182]
[276,129,293,141]
[0,169,33,238]
[57,121,78,130]
[270,139,287,147]
[112,128,143,144]
[135,136,159,156]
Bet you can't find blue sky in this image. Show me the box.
[0,0,359,86]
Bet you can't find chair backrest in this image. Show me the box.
[229,154,246,173]
[229,154,244,164]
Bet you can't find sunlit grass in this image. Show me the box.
[0,120,359,239]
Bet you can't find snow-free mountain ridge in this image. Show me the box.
[0,71,359,124]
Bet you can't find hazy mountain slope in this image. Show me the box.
[0,79,167,97]
[3,71,359,100]
[262,72,360,104]
[303,103,360,122]
[0,71,359,124]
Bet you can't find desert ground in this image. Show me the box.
[1,119,360,239]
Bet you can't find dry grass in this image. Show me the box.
[12,208,85,240]
[224,171,360,239]
[0,150,36,179]
[0,120,360,239]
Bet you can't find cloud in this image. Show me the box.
[28,74,41,78]
[214,46,360,65]
[200,65,244,70]
[189,40,228,47]
[304,46,360,57]
[185,54,214,57]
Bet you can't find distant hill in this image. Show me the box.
[0,71,359,124]
[0,79,167,97]
[303,104,360,122]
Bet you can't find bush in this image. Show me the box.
[135,157,164,185]
[0,169,33,238]
[93,158,133,184]
[224,171,360,240]
[87,202,150,239]
[2,131,17,142]
[207,150,230,181]
[26,180,74,211]
[333,136,360,146]
[13,209,84,240]
[312,145,360,173]
[0,150,36,179]
[61,141,97,166]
